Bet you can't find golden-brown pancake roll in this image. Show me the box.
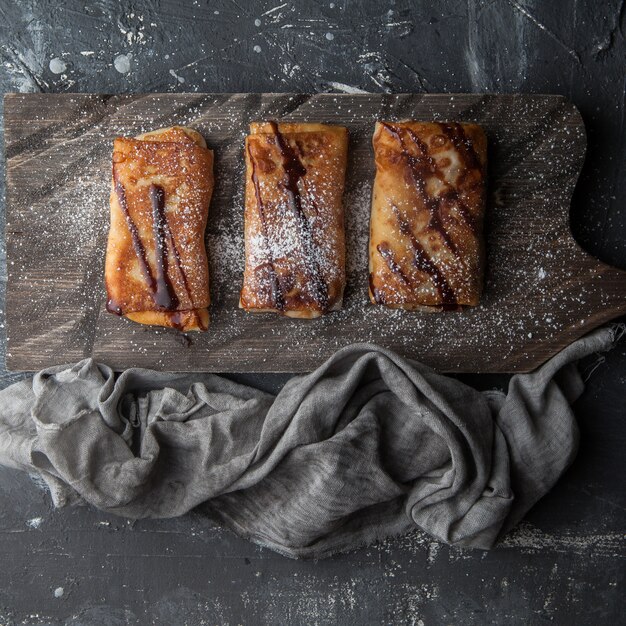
[105,126,213,331]
[369,121,487,310]
[239,121,348,319]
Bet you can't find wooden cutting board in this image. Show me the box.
[5,93,626,373]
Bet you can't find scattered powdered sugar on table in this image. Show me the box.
[208,219,245,293]
[344,181,371,278]
[6,94,613,371]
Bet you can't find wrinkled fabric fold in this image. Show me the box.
[0,327,619,559]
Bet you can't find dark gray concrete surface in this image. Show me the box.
[0,1,624,624]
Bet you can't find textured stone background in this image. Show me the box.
[0,1,624,624]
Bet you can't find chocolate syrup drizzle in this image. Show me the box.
[248,122,330,311]
[148,184,204,329]
[436,122,482,233]
[380,122,458,255]
[150,184,179,310]
[376,242,410,284]
[107,300,123,315]
[410,125,478,235]
[389,202,458,307]
[113,173,156,295]
[377,121,484,308]
[109,173,204,328]
[247,143,286,311]
[107,175,153,315]
[153,190,204,328]
[381,122,482,247]
[268,120,329,312]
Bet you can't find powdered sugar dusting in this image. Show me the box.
[238,125,349,315]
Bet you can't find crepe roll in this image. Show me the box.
[105,126,213,331]
[240,121,348,318]
[369,121,487,310]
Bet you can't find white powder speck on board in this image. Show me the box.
[253,45,262,53]
[325,81,368,94]
[538,267,547,279]
[26,517,43,529]
[53,587,64,598]
[49,57,66,74]
[325,32,335,40]
[254,18,261,26]
[169,68,185,84]
[114,53,132,74]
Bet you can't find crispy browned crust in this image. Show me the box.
[239,121,348,319]
[105,126,214,331]
[368,121,487,310]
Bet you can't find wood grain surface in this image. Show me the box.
[5,93,626,372]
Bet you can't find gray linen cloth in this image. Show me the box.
[0,326,619,559]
